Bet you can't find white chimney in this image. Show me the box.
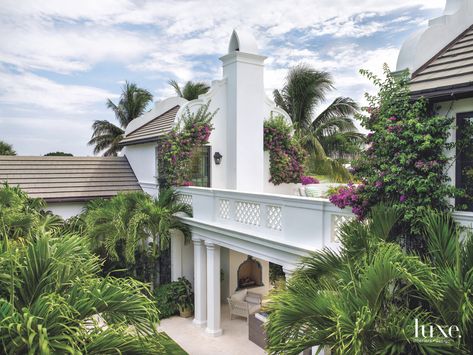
[219,29,267,192]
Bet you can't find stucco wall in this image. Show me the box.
[170,230,195,287]
[227,249,271,299]
[181,239,194,286]
[46,202,85,219]
[122,143,158,196]
[220,247,230,301]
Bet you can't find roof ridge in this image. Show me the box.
[124,105,179,138]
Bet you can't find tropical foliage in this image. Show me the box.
[168,80,210,101]
[88,81,153,156]
[44,151,73,156]
[273,63,363,161]
[154,277,194,319]
[0,184,167,354]
[329,65,456,251]
[0,183,61,242]
[158,102,217,186]
[83,189,191,290]
[264,116,305,185]
[266,204,473,354]
[0,141,16,156]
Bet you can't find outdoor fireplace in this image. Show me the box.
[237,256,263,290]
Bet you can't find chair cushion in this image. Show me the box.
[231,289,247,302]
[245,295,261,305]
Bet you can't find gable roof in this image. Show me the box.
[120,105,179,146]
[0,156,141,202]
[409,25,473,98]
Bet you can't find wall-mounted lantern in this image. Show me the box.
[213,152,223,165]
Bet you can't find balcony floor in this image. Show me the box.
[159,304,266,355]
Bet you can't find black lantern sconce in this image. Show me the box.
[213,152,223,165]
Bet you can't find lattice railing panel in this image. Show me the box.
[178,194,192,206]
[219,199,230,219]
[235,201,261,226]
[331,214,353,242]
[266,205,282,231]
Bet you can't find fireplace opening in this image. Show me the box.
[237,256,263,290]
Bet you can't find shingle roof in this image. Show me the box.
[0,156,141,202]
[120,105,179,146]
[410,25,473,95]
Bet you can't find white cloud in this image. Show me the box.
[0,21,150,74]
[0,0,445,76]
[0,68,116,113]
[0,0,445,155]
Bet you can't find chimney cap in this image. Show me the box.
[228,29,259,55]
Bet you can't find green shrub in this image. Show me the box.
[154,283,180,318]
[154,277,194,319]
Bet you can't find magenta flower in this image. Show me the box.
[301,176,319,185]
[400,195,407,202]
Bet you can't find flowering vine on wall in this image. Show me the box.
[158,102,217,186]
[329,66,456,245]
[264,116,305,185]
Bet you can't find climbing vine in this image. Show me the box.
[158,102,217,186]
[264,116,305,185]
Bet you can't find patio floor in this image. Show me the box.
[159,304,266,355]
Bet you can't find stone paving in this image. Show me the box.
[159,304,266,355]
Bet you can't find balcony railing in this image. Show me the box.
[177,187,354,251]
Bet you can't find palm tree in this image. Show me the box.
[88,82,153,156]
[128,189,191,289]
[265,205,472,354]
[85,189,191,290]
[273,64,364,160]
[168,80,210,101]
[0,233,165,354]
[0,141,16,156]
[0,183,47,242]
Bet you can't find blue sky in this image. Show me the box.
[0,0,445,156]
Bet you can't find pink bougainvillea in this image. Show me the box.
[301,176,319,185]
[264,116,305,185]
[329,183,366,219]
[158,103,217,186]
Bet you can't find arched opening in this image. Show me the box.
[236,256,263,290]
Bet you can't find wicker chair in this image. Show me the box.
[227,289,262,321]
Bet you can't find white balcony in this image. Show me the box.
[176,187,473,257]
[176,187,354,261]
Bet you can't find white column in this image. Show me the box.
[193,238,207,327]
[171,231,183,281]
[205,241,222,336]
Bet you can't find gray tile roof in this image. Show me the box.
[120,105,179,146]
[410,25,473,94]
[0,156,141,202]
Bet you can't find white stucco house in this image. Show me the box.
[0,29,352,348]
[0,155,142,218]
[2,1,473,349]
[119,29,350,339]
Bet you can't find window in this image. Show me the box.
[456,112,473,211]
[189,146,211,187]
[156,144,211,188]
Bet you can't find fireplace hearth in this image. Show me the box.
[237,256,263,290]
